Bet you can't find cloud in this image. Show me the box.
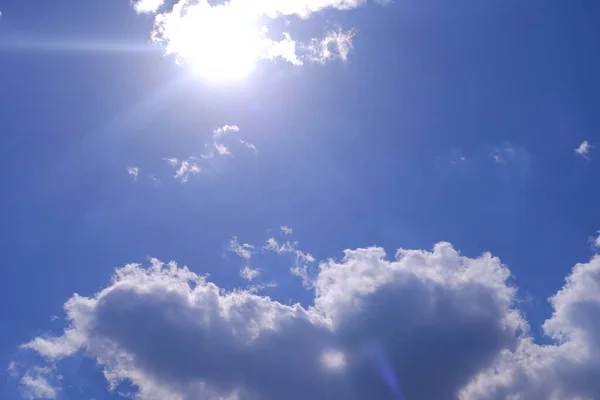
[280,225,293,235]
[213,125,240,137]
[21,243,533,400]
[229,237,254,260]
[165,158,201,183]
[137,0,362,75]
[308,29,356,63]
[575,140,592,157]
[127,166,140,180]
[240,266,260,281]
[18,366,57,400]
[215,144,232,156]
[240,140,257,153]
[264,237,316,287]
[461,254,600,399]
[132,0,165,14]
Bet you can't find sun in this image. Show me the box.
[161,2,264,82]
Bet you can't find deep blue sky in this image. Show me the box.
[2,0,600,398]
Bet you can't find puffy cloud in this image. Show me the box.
[575,140,592,156]
[127,166,140,180]
[132,0,165,14]
[21,243,531,400]
[461,254,600,399]
[240,266,260,281]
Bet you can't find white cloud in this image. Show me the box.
[213,125,240,137]
[280,225,293,235]
[240,266,260,281]
[19,367,57,400]
[575,140,592,156]
[214,144,232,156]
[308,29,356,63]
[132,0,165,14]
[239,140,257,152]
[229,237,254,260]
[165,158,201,183]
[595,232,600,248]
[20,244,527,400]
[127,166,140,180]
[139,0,362,78]
[264,238,316,287]
[8,361,17,377]
[462,254,600,399]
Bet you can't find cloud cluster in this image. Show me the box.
[20,242,552,400]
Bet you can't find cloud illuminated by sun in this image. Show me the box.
[151,1,302,82]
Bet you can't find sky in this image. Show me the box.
[2,0,600,399]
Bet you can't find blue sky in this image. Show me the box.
[3,0,600,399]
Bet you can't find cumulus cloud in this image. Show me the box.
[462,254,600,399]
[165,158,201,183]
[575,140,592,157]
[127,166,140,180]
[21,243,537,400]
[132,0,165,14]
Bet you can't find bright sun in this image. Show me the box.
[163,2,263,82]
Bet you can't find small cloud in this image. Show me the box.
[229,237,254,260]
[240,140,257,153]
[213,125,240,137]
[575,140,592,157]
[132,0,164,14]
[165,158,200,183]
[49,315,58,322]
[264,237,316,288]
[127,166,139,180]
[215,144,232,156]
[309,29,356,63]
[280,225,293,235]
[493,155,504,164]
[240,266,260,281]
[8,361,17,377]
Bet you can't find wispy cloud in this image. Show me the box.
[165,158,201,183]
[308,29,356,63]
[229,237,254,260]
[213,125,240,137]
[215,144,232,156]
[281,225,293,235]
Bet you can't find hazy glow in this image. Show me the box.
[157,2,264,82]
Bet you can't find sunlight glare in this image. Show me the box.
[163,2,263,82]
